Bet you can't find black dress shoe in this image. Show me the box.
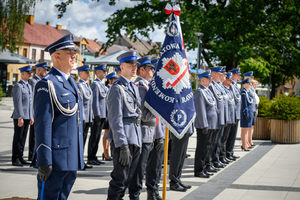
[220,158,229,164]
[179,181,191,189]
[204,169,213,176]
[232,155,240,159]
[19,157,30,165]
[147,190,162,200]
[206,166,218,173]
[169,182,187,192]
[87,160,100,165]
[12,159,23,167]
[213,162,224,168]
[226,155,236,161]
[211,165,220,171]
[95,159,105,165]
[195,171,210,178]
[84,163,93,169]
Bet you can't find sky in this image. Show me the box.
[33,0,197,62]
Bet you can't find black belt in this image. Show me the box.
[141,120,156,127]
[123,117,141,126]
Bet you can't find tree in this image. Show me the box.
[0,0,37,52]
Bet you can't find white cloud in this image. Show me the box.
[33,0,197,63]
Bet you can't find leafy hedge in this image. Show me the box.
[257,96,272,118]
[269,95,300,121]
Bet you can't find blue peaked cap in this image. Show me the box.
[229,67,241,74]
[226,72,232,79]
[151,57,158,66]
[220,66,226,73]
[243,71,253,77]
[138,56,155,68]
[35,62,48,68]
[95,65,106,71]
[77,65,90,72]
[241,78,251,84]
[115,66,121,72]
[117,50,139,64]
[19,65,32,72]
[45,34,76,55]
[210,67,222,72]
[106,72,118,80]
[198,70,211,79]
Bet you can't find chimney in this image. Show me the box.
[56,24,62,30]
[46,21,50,26]
[26,15,34,25]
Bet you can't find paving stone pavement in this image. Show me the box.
[0,97,299,200]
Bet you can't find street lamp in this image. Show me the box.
[195,32,203,89]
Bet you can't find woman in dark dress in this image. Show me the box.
[240,78,254,151]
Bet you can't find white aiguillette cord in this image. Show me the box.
[47,80,78,122]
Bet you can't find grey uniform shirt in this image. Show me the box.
[77,79,93,123]
[223,85,236,124]
[91,78,108,118]
[194,85,218,130]
[135,76,158,143]
[231,81,241,120]
[209,80,225,127]
[107,75,142,148]
[11,80,33,120]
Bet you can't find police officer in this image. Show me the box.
[103,72,118,161]
[77,65,93,169]
[240,78,254,151]
[28,62,48,161]
[208,67,226,169]
[32,34,84,199]
[128,56,164,200]
[243,71,257,148]
[107,50,142,200]
[194,70,218,178]
[11,65,34,166]
[226,68,241,160]
[219,72,236,162]
[87,65,107,165]
[115,66,121,76]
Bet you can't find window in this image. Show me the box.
[40,50,44,60]
[23,48,28,57]
[32,49,36,60]
[13,74,18,84]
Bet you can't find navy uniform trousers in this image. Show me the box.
[169,132,190,184]
[88,116,106,161]
[212,126,224,164]
[219,124,233,160]
[195,128,213,173]
[226,120,239,157]
[107,141,141,200]
[12,119,30,161]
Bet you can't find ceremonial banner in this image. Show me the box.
[145,4,195,139]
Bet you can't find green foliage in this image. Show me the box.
[0,0,37,52]
[269,95,300,121]
[239,57,270,83]
[257,96,272,118]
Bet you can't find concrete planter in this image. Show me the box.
[270,119,300,144]
[253,117,271,140]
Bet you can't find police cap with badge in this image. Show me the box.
[106,72,118,80]
[94,65,106,71]
[198,70,211,79]
[210,67,223,73]
[137,55,155,71]
[229,67,241,74]
[241,78,251,85]
[19,65,32,73]
[151,57,159,67]
[45,34,76,55]
[226,72,232,79]
[243,71,254,77]
[77,65,91,72]
[35,62,48,69]
[117,50,139,64]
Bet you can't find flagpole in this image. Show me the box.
[162,127,169,200]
